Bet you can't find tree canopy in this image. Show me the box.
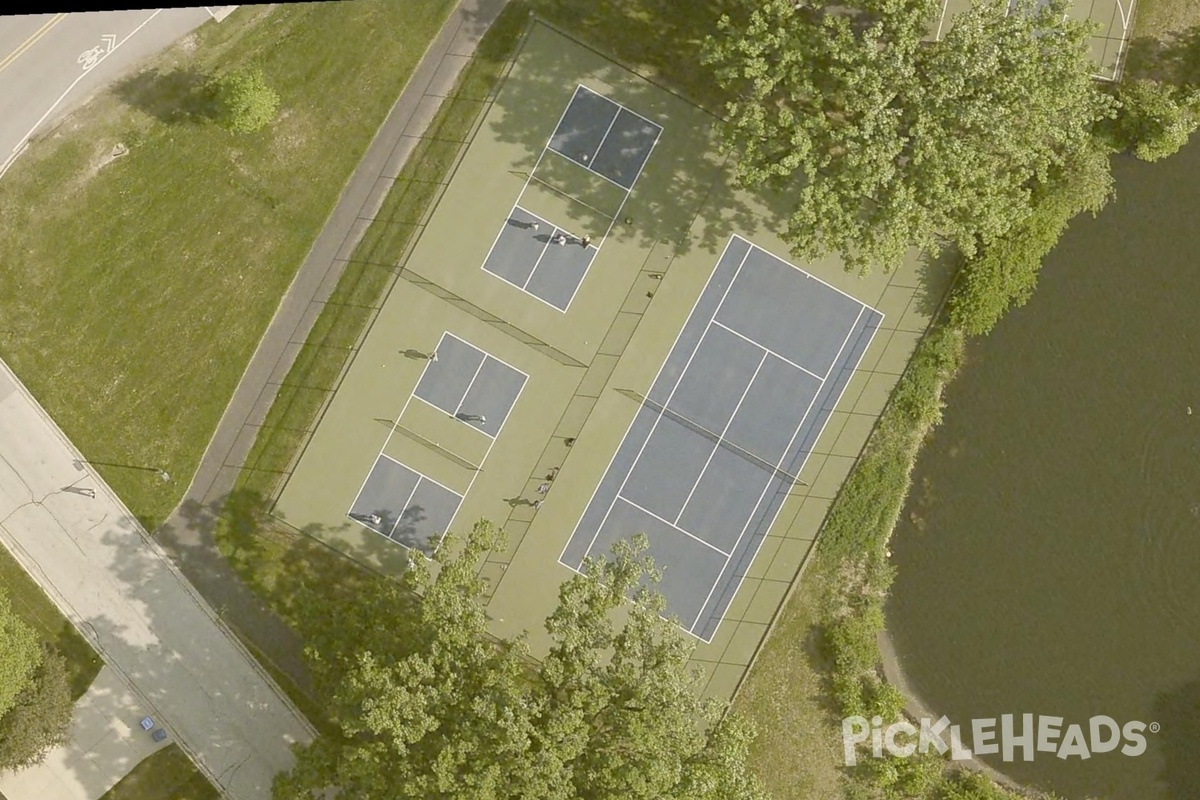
[703,0,1117,274]
[0,589,42,722]
[0,644,73,771]
[273,521,768,800]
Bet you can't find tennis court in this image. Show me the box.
[346,330,527,554]
[481,84,663,312]
[560,235,884,641]
[933,0,1135,80]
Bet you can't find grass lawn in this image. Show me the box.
[729,580,847,800]
[0,0,456,532]
[98,744,218,800]
[1129,0,1200,39]
[0,546,102,699]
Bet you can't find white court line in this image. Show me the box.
[729,234,884,317]
[426,335,529,556]
[520,230,555,290]
[472,87,583,281]
[574,83,663,136]
[689,304,880,640]
[550,83,664,194]
[0,9,164,180]
[528,172,619,222]
[384,471,424,541]
[617,497,731,557]
[710,319,824,382]
[673,348,769,527]
[344,329,449,546]
[433,369,525,557]
[411,394,496,440]
[555,249,598,315]
[483,259,571,314]
[556,235,745,570]
[590,120,664,262]
[379,452,464,497]
[451,353,488,417]
[548,147,631,193]
[935,0,951,39]
[490,210,596,313]
[586,105,622,167]
[441,329,531,386]
[823,306,866,382]
[575,245,753,567]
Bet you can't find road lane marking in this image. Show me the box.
[0,13,67,75]
[0,9,164,180]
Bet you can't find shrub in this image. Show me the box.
[949,144,1115,337]
[1105,78,1200,163]
[212,68,280,133]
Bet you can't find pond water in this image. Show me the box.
[886,139,1200,800]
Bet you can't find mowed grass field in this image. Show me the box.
[0,0,455,531]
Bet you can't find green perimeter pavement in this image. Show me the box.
[272,20,954,702]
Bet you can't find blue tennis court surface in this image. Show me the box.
[482,206,597,312]
[349,454,463,553]
[560,235,884,641]
[413,331,528,438]
[548,84,662,190]
[481,85,661,311]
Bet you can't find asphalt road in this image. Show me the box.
[0,8,232,178]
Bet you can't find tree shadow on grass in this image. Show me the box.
[1122,26,1200,86]
[113,67,220,125]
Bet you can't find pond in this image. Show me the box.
[886,139,1200,800]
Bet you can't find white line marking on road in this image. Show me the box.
[1,10,164,180]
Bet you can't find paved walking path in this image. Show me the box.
[154,0,508,697]
[0,361,315,800]
[0,666,164,800]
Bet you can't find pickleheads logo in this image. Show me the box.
[842,714,1159,765]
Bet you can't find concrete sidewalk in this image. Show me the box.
[154,0,509,697]
[0,360,314,800]
[0,666,165,800]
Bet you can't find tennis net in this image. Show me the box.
[620,389,805,486]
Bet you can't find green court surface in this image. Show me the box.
[928,0,1136,80]
[272,20,951,701]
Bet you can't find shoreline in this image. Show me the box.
[875,628,1034,795]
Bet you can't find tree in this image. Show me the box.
[0,589,42,722]
[703,0,1116,274]
[273,520,769,800]
[1103,78,1200,163]
[212,68,280,134]
[0,644,73,771]
[948,141,1114,336]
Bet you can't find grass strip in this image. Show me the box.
[0,545,102,700]
[0,0,456,532]
[98,743,219,800]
